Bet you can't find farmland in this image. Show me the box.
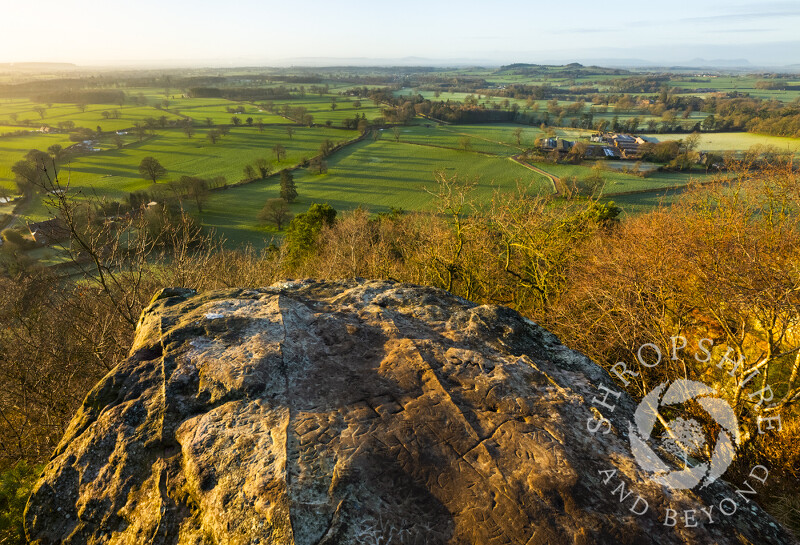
[642,132,800,156]
[202,137,551,245]
[18,125,359,221]
[0,63,799,254]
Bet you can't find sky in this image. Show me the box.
[3,0,800,67]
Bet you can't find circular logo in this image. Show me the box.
[629,379,741,490]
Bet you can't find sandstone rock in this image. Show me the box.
[25,279,797,544]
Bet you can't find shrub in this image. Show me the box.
[0,461,43,544]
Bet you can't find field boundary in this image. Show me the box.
[209,129,371,192]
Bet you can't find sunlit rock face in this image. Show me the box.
[25,280,797,544]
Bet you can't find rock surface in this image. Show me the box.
[25,279,797,544]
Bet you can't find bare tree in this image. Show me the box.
[258,198,292,230]
[273,143,287,162]
[255,158,272,178]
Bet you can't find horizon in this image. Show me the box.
[3,0,800,68]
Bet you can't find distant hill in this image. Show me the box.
[496,63,631,76]
[0,62,79,71]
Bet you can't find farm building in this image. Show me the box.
[591,133,648,158]
[536,137,573,153]
[583,145,621,159]
[27,218,69,245]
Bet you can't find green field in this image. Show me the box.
[18,125,359,221]
[268,95,384,125]
[201,138,552,245]
[2,66,796,252]
[601,189,685,216]
[531,161,713,195]
[0,132,74,191]
[642,132,800,155]
[393,124,528,155]
[169,102,287,126]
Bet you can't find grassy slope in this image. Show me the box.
[21,126,358,221]
[202,138,552,246]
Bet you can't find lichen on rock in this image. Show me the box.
[24,279,798,544]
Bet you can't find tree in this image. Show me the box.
[309,157,328,174]
[206,129,222,144]
[11,160,41,195]
[513,127,523,146]
[284,203,336,258]
[273,143,286,162]
[138,157,167,184]
[112,133,124,149]
[256,120,264,132]
[254,158,271,178]
[231,116,242,126]
[245,117,254,126]
[458,137,472,151]
[133,122,147,142]
[1,228,27,248]
[319,138,334,158]
[286,126,295,139]
[391,127,401,142]
[352,100,361,109]
[682,132,702,153]
[47,144,63,160]
[183,176,209,212]
[170,175,210,213]
[565,141,587,163]
[258,198,292,230]
[183,125,195,139]
[205,117,214,127]
[33,106,46,119]
[243,164,256,181]
[280,169,297,202]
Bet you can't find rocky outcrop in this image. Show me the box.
[25,280,797,544]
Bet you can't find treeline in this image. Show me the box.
[478,83,598,101]
[603,75,671,93]
[31,89,127,105]
[411,102,519,123]
[0,78,86,98]
[497,63,630,77]
[0,76,132,100]
[187,86,295,101]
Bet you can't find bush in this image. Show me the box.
[284,203,336,260]
[0,461,43,544]
[0,230,25,248]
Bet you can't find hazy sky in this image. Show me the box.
[3,0,800,66]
